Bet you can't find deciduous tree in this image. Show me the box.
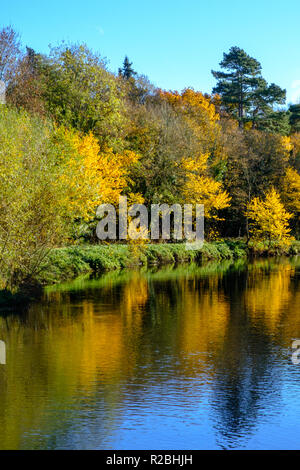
[246,188,293,246]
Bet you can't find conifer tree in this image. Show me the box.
[119,56,136,80]
[212,47,286,128]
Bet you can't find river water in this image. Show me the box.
[0,257,300,449]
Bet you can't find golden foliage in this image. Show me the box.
[57,128,140,221]
[246,187,293,246]
[181,153,231,218]
[281,136,293,152]
[159,88,226,161]
[159,88,219,122]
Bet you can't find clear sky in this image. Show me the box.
[2,0,300,104]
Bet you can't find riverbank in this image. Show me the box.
[36,240,247,285]
[37,239,300,285]
[1,239,300,309]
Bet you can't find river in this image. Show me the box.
[0,257,300,449]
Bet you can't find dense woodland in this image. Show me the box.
[1,25,300,289]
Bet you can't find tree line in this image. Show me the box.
[0,25,300,290]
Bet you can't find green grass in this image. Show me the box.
[248,239,300,257]
[36,240,248,286]
[1,238,298,306]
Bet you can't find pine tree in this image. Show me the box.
[26,46,39,72]
[212,47,286,128]
[118,56,136,80]
[256,110,291,135]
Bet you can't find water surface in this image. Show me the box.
[0,257,300,449]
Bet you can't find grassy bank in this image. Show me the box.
[248,239,300,256]
[1,239,300,309]
[28,239,300,286]
[36,239,248,285]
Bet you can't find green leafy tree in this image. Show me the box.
[42,43,126,149]
[126,100,198,204]
[0,108,71,290]
[221,124,290,237]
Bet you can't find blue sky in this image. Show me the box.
[2,0,300,104]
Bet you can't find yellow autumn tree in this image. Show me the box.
[282,167,300,235]
[281,136,293,161]
[159,88,226,162]
[181,153,231,218]
[160,88,219,122]
[282,167,300,215]
[55,127,140,221]
[246,187,293,247]
[0,108,142,290]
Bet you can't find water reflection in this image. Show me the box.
[0,257,300,449]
